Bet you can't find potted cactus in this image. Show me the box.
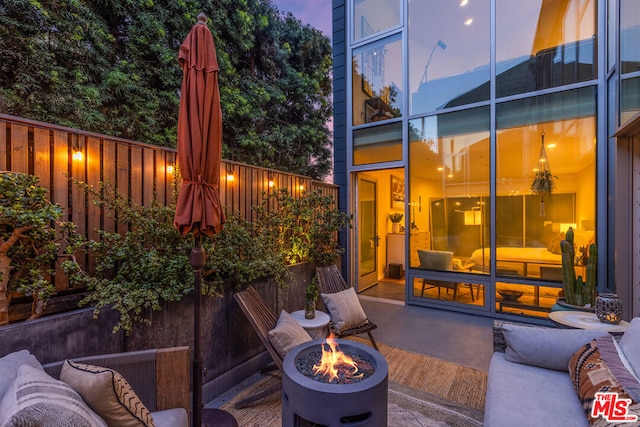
[558,227,597,310]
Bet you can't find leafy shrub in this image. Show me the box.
[254,188,352,267]
[0,172,73,324]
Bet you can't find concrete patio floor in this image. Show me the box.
[208,295,495,412]
[358,296,494,372]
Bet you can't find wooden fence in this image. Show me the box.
[0,114,337,293]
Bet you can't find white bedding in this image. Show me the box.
[467,247,562,277]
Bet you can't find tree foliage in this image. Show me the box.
[0,172,66,324]
[0,0,332,180]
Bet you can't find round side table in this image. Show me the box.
[290,310,330,339]
[549,311,629,334]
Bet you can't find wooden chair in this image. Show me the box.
[315,265,379,350]
[233,286,283,408]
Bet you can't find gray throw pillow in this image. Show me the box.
[503,323,608,371]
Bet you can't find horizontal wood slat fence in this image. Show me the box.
[1,114,337,294]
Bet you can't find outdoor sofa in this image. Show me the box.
[484,318,640,427]
[0,346,190,427]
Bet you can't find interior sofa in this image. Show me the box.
[0,346,190,427]
[484,318,640,427]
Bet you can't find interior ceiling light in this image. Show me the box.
[464,18,473,26]
[437,167,444,171]
[460,0,468,6]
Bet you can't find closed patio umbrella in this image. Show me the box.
[174,12,227,427]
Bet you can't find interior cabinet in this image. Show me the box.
[387,231,431,272]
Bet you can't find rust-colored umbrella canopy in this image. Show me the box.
[174,13,225,237]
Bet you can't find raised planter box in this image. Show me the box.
[0,262,317,404]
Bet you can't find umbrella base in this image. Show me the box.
[202,408,238,427]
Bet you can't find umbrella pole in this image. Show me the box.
[191,235,205,426]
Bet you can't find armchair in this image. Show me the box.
[417,250,475,301]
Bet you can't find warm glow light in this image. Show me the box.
[72,151,84,161]
[448,173,454,178]
[166,165,175,174]
[299,184,305,191]
[226,174,234,182]
[464,210,482,226]
[437,167,444,171]
[312,334,362,383]
[460,0,468,6]
[464,18,473,26]
[560,223,577,233]
[268,180,275,188]
[547,143,556,148]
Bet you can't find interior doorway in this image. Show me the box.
[353,168,406,302]
[356,174,379,291]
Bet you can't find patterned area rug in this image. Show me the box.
[217,338,487,426]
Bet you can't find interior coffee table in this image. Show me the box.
[290,310,330,339]
[549,310,630,333]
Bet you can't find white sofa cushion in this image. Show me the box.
[620,317,640,377]
[0,350,43,400]
[484,352,588,427]
[150,408,189,427]
[502,323,608,371]
[0,364,107,427]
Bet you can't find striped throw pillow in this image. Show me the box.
[321,287,367,333]
[0,364,107,427]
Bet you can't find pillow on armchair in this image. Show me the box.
[417,250,453,271]
[268,310,312,359]
[321,287,368,333]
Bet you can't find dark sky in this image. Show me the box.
[271,0,332,37]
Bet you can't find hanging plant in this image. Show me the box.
[530,169,556,195]
[529,132,556,216]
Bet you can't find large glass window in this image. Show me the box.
[607,0,616,72]
[352,34,403,126]
[353,0,401,42]
[408,0,490,115]
[621,0,640,74]
[495,87,596,280]
[408,107,490,271]
[353,122,402,165]
[496,0,597,98]
[621,76,640,125]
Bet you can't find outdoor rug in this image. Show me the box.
[218,338,487,426]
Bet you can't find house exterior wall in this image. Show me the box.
[333,0,640,320]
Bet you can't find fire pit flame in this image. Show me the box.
[312,333,364,383]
